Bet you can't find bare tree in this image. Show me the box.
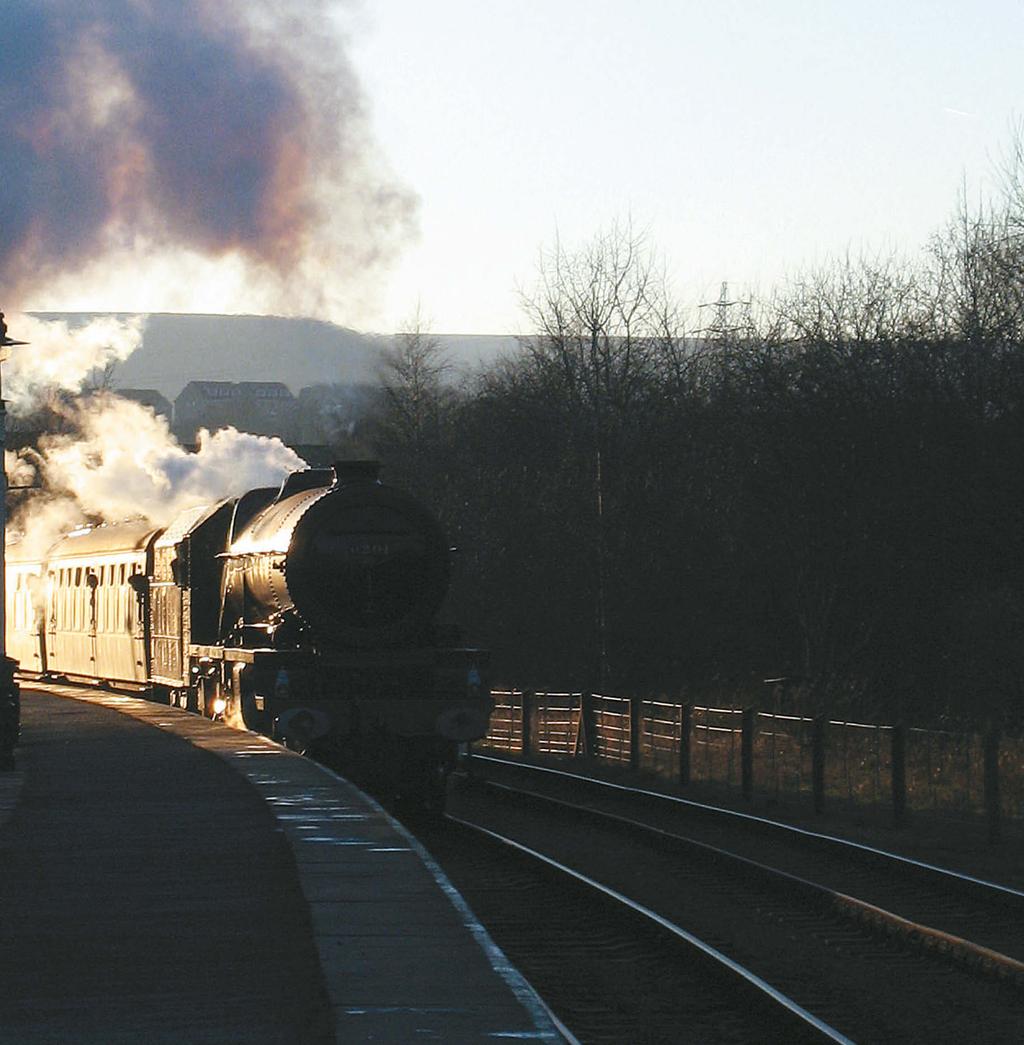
[774,251,925,349]
[520,221,683,415]
[928,191,1024,349]
[375,306,452,488]
[519,222,686,687]
[81,359,120,396]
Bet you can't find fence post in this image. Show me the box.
[812,715,826,814]
[580,692,596,760]
[741,707,756,801]
[891,724,907,826]
[521,690,534,759]
[630,696,642,773]
[679,703,692,786]
[984,726,1002,845]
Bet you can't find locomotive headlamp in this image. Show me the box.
[212,697,227,716]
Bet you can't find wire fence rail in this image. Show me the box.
[479,689,1022,844]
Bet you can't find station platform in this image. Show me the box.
[0,684,562,1044]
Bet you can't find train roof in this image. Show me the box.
[154,499,230,549]
[41,520,163,562]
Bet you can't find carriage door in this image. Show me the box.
[129,568,151,683]
[148,542,183,687]
[86,569,99,672]
[46,571,58,672]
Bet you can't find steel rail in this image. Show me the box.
[470,752,1024,903]
[478,777,1024,986]
[446,812,855,1045]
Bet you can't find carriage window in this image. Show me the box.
[75,567,82,586]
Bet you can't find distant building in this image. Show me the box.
[173,381,298,443]
[114,388,173,422]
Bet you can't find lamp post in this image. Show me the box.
[0,311,26,770]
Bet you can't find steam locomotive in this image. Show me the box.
[6,462,492,809]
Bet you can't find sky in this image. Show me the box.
[345,0,1024,333]
[4,0,1023,335]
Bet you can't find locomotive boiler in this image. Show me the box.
[6,462,492,809]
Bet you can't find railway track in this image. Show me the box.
[416,754,1024,1044]
[468,754,1024,966]
[417,814,848,1045]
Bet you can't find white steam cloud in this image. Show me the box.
[38,396,305,522]
[4,314,147,413]
[6,316,307,557]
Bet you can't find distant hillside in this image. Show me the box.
[30,313,520,402]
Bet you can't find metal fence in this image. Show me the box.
[532,691,581,757]
[476,690,1021,840]
[757,711,814,801]
[639,698,687,778]
[485,690,525,754]
[692,706,743,788]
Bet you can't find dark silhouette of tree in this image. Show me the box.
[372,307,453,496]
[516,223,687,688]
[367,152,1024,731]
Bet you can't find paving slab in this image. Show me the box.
[0,688,331,1044]
[0,685,564,1044]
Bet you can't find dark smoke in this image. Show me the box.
[0,0,416,308]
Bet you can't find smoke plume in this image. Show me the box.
[1,0,415,318]
[1,4,380,554]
